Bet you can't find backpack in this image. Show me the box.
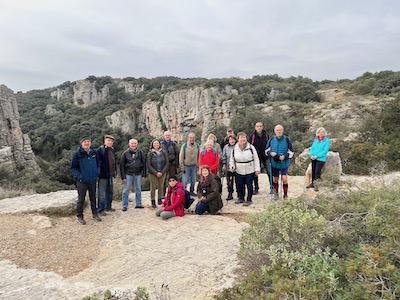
[178,188,194,209]
[183,142,200,159]
[214,176,223,194]
[201,149,217,156]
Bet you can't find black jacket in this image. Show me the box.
[249,130,269,161]
[120,148,146,179]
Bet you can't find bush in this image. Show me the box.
[238,199,332,271]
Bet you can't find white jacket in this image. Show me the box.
[229,143,260,175]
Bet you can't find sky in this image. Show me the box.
[0,0,399,92]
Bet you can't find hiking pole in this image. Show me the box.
[280,173,284,200]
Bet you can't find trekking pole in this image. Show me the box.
[269,160,274,201]
[280,173,283,199]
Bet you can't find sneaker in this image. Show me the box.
[254,189,259,195]
[77,217,86,225]
[273,193,279,201]
[135,205,144,209]
[122,207,127,211]
[243,201,252,206]
[98,211,107,216]
[93,215,102,222]
[306,184,314,189]
[106,208,116,212]
[235,199,244,204]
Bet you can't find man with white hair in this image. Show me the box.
[161,130,179,194]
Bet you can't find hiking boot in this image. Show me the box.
[135,205,144,209]
[157,199,163,205]
[235,199,244,204]
[314,186,319,192]
[93,214,102,222]
[151,200,156,209]
[306,183,314,189]
[254,188,259,195]
[98,211,106,216]
[226,193,233,200]
[122,207,128,211]
[283,194,288,199]
[106,208,116,212]
[243,201,252,206]
[77,217,86,225]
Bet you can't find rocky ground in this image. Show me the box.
[1,173,399,300]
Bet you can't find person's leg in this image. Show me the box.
[182,166,189,189]
[149,174,157,201]
[97,178,107,214]
[243,173,255,205]
[106,177,114,210]
[155,209,163,217]
[133,175,142,206]
[314,160,325,181]
[226,171,233,200]
[281,168,289,198]
[160,210,175,220]
[311,159,317,183]
[76,181,87,218]
[235,174,245,203]
[122,175,134,209]
[88,183,98,217]
[157,174,166,203]
[188,166,197,193]
[195,201,210,215]
[253,175,259,194]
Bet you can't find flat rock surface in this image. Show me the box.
[1,173,399,299]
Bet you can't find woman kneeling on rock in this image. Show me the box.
[155,175,185,220]
[195,165,223,215]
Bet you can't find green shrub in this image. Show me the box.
[238,199,332,272]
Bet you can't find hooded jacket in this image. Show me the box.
[163,181,185,217]
[71,146,99,184]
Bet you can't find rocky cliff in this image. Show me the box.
[0,84,40,173]
[142,86,238,141]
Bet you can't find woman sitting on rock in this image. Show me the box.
[307,127,331,191]
[155,175,185,220]
[195,165,223,215]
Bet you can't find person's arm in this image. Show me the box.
[70,152,82,181]
[147,152,157,175]
[174,144,179,167]
[120,152,126,180]
[251,145,261,173]
[211,153,220,173]
[179,144,185,169]
[316,138,331,160]
[161,151,170,174]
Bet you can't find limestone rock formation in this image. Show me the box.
[316,89,347,102]
[117,81,144,95]
[106,109,137,134]
[0,84,40,173]
[141,86,238,141]
[50,87,72,101]
[73,80,109,106]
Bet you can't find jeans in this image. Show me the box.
[236,172,255,201]
[122,175,142,208]
[226,171,237,194]
[182,165,197,193]
[97,178,114,213]
[195,201,210,215]
[76,181,97,218]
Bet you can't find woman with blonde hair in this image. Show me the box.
[307,127,331,191]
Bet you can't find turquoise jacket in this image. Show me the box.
[309,137,331,162]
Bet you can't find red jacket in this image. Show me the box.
[199,149,220,175]
[162,181,185,217]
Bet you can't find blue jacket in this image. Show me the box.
[309,137,330,162]
[266,135,293,169]
[71,147,99,184]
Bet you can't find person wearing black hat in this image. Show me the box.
[71,136,101,225]
[220,128,234,150]
[97,134,117,215]
[155,175,185,220]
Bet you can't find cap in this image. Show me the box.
[168,175,178,181]
[227,128,233,132]
[104,134,115,140]
[79,136,91,143]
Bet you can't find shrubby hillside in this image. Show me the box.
[10,70,400,192]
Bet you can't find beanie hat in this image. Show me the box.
[79,136,91,143]
[168,175,178,181]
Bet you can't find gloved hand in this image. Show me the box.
[273,155,281,162]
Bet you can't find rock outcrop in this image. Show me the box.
[0,84,40,173]
[106,109,137,135]
[72,80,109,107]
[141,86,238,141]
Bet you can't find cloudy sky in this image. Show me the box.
[0,0,399,92]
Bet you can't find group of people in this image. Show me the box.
[71,124,331,224]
